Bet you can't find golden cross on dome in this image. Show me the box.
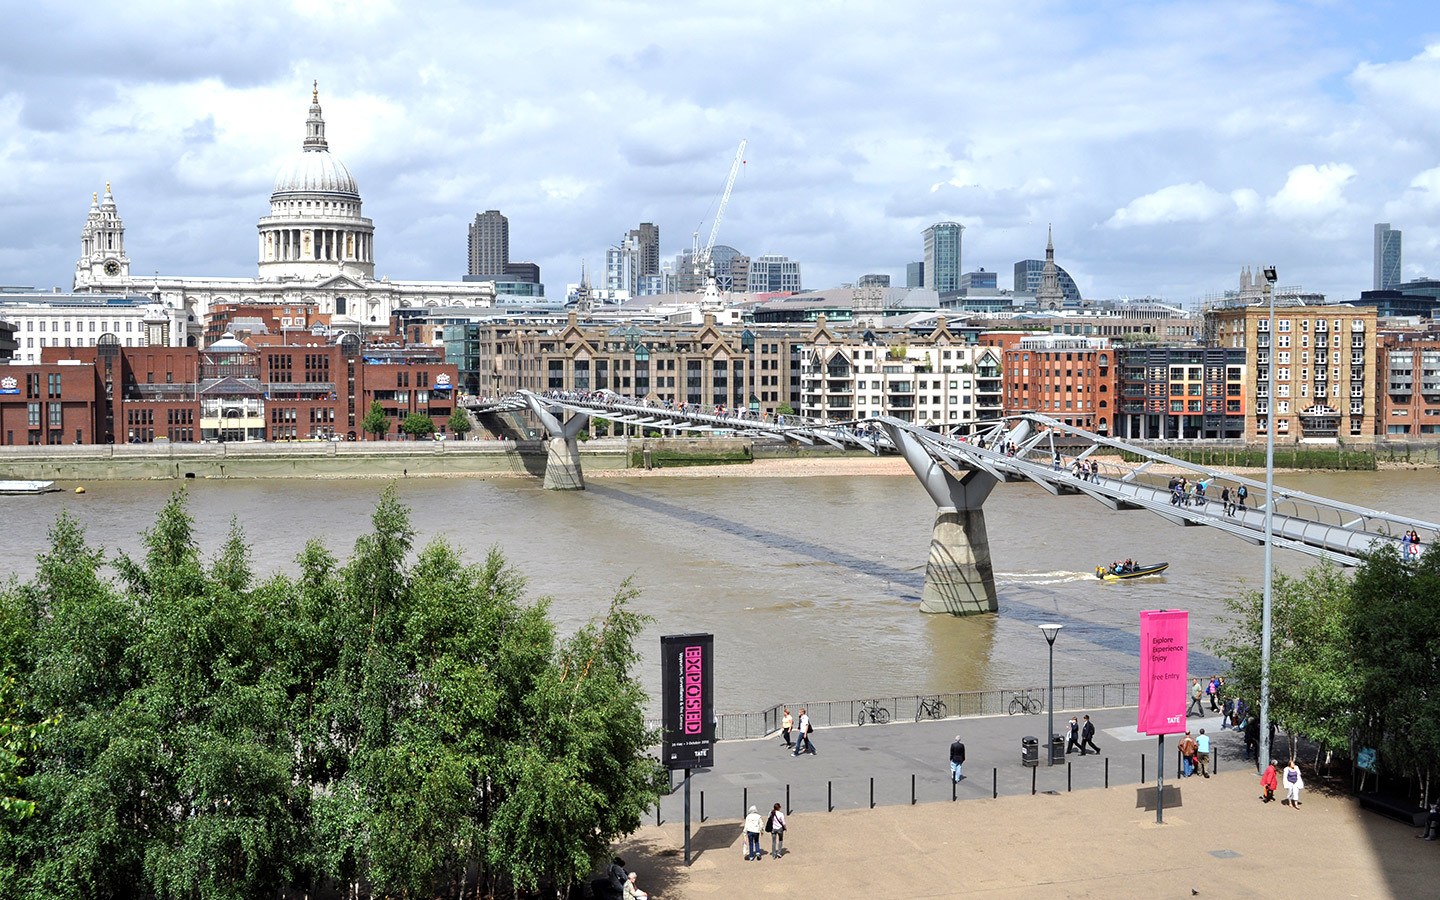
[92,192,97,203]
[313,80,318,102]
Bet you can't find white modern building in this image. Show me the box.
[71,85,495,342]
[0,291,186,364]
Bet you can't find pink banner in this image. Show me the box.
[1138,610,1188,736]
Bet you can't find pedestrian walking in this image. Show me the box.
[1283,760,1304,808]
[1244,716,1260,762]
[780,707,793,750]
[766,802,787,858]
[1187,679,1205,717]
[743,805,763,860]
[1236,484,1248,510]
[1065,715,1081,754]
[1079,714,1101,755]
[1260,760,1278,802]
[1178,731,1197,777]
[949,735,966,782]
[792,708,814,756]
[1208,675,1223,712]
[1221,486,1233,516]
[1196,729,1211,778]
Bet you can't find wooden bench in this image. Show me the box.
[1358,792,1427,827]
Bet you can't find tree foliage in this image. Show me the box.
[1210,544,1440,793]
[0,490,665,899]
[361,401,389,441]
[448,408,473,438]
[401,413,436,440]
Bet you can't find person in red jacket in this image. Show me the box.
[1260,759,1278,803]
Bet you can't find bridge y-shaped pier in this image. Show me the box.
[466,391,1438,616]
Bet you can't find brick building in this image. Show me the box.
[1377,330,1440,438]
[1206,304,1377,442]
[2,333,458,444]
[1002,335,1117,432]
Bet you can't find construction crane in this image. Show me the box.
[692,139,747,295]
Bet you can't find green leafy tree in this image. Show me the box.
[1208,562,1359,762]
[1349,543,1440,800]
[447,408,473,439]
[362,400,389,441]
[776,403,795,417]
[401,413,435,440]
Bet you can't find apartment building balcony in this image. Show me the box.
[825,381,853,393]
[888,398,915,409]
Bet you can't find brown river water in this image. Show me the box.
[1,468,1435,715]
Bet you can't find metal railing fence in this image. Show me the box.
[697,682,1139,742]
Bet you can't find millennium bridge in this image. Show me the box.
[466,390,1436,617]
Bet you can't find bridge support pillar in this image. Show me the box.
[523,395,590,491]
[883,423,998,615]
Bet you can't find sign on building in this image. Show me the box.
[660,633,714,770]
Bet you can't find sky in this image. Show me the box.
[2,0,1439,306]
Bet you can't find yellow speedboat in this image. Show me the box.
[1095,562,1169,581]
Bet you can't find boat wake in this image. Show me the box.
[998,570,1096,586]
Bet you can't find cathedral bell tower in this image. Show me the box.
[75,183,131,289]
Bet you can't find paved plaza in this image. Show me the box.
[615,706,1439,898]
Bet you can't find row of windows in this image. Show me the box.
[8,318,139,332]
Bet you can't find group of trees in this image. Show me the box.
[1209,543,1440,799]
[0,488,667,899]
[361,401,474,441]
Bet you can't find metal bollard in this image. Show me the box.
[870,777,875,809]
[1031,766,1037,796]
[656,804,662,827]
[1105,757,1109,788]
[911,773,916,806]
[952,778,957,802]
[993,767,998,799]
[700,790,706,823]
[786,783,791,815]
[743,787,748,819]
[827,780,833,812]
[1067,761,1072,792]
[1141,753,1146,784]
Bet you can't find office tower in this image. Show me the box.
[467,210,509,277]
[1374,223,1402,291]
[923,222,963,293]
[906,261,925,288]
[629,222,660,278]
[857,273,891,287]
[747,255,803,293]
[503,261,540,283]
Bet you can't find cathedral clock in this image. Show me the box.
[104,259,120,276]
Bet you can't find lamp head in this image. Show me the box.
[1262,266,1278,285]
[1039,623,1063,645]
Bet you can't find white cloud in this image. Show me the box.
[1266,163,1356,219]
[1106,182,1235,228]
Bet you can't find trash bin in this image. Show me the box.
[1021,735,1039,767]
[1050,734,1066,764]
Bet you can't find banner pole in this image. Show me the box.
[683,770,692,865]
[1157,734,1165,825]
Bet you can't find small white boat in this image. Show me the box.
[0,480,60,495]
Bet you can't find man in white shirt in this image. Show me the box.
[792,708,813,756]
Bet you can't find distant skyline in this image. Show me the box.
[2,2,1439,302]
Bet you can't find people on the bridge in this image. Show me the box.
[1236,484,1248,509]
[1195,479,1208,506]
[781,707,794,750]
[1053,450,1062,472]
[1221,486,1234,516]
[1260,759,1279,802]
[1079,714,1101,755]
[1065,715,1082,754]
[949,734,966,782]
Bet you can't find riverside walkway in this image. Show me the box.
[616,706,1440,898]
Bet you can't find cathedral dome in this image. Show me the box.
[271,150,359,198]
[269,84,360,200]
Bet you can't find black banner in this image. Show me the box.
[660,633,714,770]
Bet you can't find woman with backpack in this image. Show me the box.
[766,802,787,858]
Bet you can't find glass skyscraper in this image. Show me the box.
[1374,223,1402,291]
[923,222,963,293]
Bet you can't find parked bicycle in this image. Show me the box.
[1007,690,1043,715]
[915,695,948,721]
[855,699,891,726]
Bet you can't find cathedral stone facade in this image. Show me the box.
[73,85,494,345]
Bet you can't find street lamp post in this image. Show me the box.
[1040,623,1063,765]
[1259,266,1278,771]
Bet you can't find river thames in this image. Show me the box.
[2,467,1435,715]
